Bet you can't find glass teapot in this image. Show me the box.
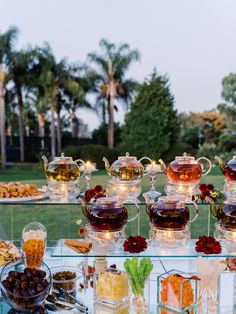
[159,153,212,183]
[42,153,86,183]
[215,155,236,181]
[212,195,236,230]
[103,152,152,181]
[79,197,139,232]
[143,195,199,230]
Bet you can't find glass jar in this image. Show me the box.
[157,270,199,313]
[94,268,129,305]
[21,222,47,269]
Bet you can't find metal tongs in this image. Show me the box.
[57,287,88,312]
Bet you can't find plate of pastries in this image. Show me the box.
[0,239,23,267]
[0,182,48,202]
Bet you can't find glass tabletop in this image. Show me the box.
[51,239,236,258]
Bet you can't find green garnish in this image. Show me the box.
[124,257,153,296]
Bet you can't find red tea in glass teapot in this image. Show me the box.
[80,197,139,232]
[216,196,236,230]
[144,195,199,230]
[159,153,212,183]
[215,155,236,181]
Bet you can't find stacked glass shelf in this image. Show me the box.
[0,199,236,313]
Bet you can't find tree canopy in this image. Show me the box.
[123,72,179,159]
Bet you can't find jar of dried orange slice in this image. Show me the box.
[157,270,200,314]
[22,222,47,269]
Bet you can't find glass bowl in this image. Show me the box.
[0,258,51,313]
[50,266,83,296]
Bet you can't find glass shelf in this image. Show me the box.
[51,239,236,258]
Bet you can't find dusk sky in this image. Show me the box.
[1,0,236,131]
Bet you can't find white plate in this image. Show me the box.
[0,255,24,270]
[0,190,48,203]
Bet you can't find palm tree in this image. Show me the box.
[88,39,140,148]
[9,48,39,161]
[0,26,18,168]
[36,46,82,155]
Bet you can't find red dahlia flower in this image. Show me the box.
[195,235,222,255]
[123,236,148,253]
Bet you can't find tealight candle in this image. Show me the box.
[80,161,97,174]
[146,161,161,173]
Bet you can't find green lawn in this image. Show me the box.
[0,163,225,241]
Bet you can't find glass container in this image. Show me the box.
[215,155,236,181]
[159,153,212,183]
[94,268,129,305]
[42,153,86,183]
[50,266,83,296]
[157,270,199,314]
[22,222,47,269]
[103,152,152,181]
[216,195,236,230]
[0,258,51,313]
[81,197,139,232]
[145,196,199,230]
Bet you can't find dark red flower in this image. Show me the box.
[84,185,106,202]
[195,235,221,255]
[95,185,103,193]
[85,196,90,203]
[199,184,208,192]
[95,192,106,199]
[123,236,148,253]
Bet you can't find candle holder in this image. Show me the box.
[80,162,98,193]
[143,162,162,202]
[149,223,191,249]
[84,224,126,254]
[214,222,236,253]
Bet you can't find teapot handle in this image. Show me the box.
[75,159,87,178]
[139,157,153,176]
[123,200,140,223]
[197,157,212,176]
[188,201,199,223]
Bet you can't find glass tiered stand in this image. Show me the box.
[0,200,236,313]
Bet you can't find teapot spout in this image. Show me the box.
[41,155,48,171]
[102,157,111,174]
[215,155,226,174]
[158,159,167,174]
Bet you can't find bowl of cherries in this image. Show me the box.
[0,258,51,312]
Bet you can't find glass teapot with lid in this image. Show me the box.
[103,152,152,181]
[215,155,236,181]
[42,153,86,183]
[212,195,236,230]
[159,153,212,183]
[79,196,139,232]
[143,194,199,230]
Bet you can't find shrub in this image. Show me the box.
[162,142,195,162]
[63,146,81,160]
[218,132,236,153]
[197,142,219,161]
[92,123,123,147]
[79,145,119,169]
